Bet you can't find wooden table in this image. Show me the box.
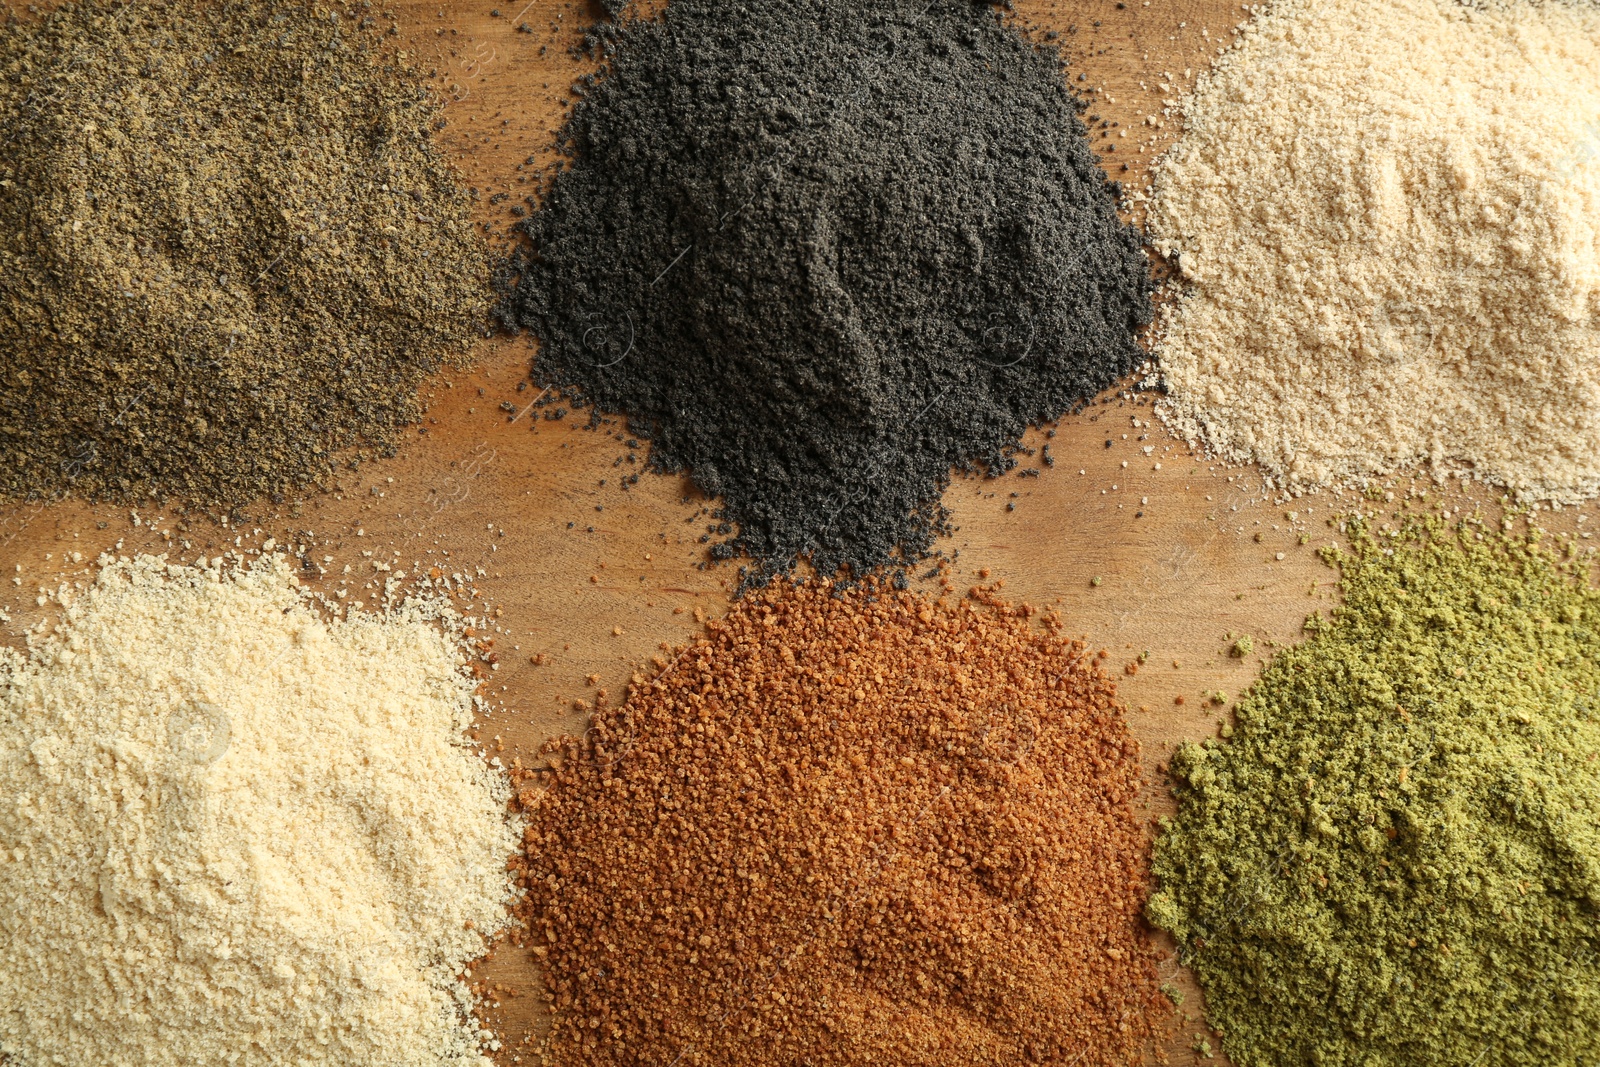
[0,1,1557,1063]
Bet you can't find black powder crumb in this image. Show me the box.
[496,0,1151,586]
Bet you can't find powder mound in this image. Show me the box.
[1149,518,1600,1066]
[524,580,1166,1066]
[1148,0,1600,501]
[0,555,520,1066]
[0,1,488,507]
[496,0,1151,581]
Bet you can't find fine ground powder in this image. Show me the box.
[524,580,1165,1066]
[1149,518,1600,1066]
[0,1,488,507]
[497,0,1151,581]
[1148,0,1600,500]
[0,555,520,1066]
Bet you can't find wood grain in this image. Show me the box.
[0,2,1569,1064]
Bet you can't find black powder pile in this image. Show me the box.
[496,0,1151,581]
[0,0,488,507]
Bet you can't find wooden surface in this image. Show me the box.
[0,1,1577,1063]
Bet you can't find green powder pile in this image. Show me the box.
[0,0,488,507]
[1149,518,1600,1066]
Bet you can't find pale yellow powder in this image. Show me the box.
[1149,0,1600,499]
[0,554,520,1066]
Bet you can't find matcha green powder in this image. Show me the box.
[1150,519,1600,1066]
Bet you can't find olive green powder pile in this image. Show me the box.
[0,0,487,506]
[1149,519,1600,1065]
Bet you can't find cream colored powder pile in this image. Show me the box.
[0,554,520,1066]
[1148,0,1600,499]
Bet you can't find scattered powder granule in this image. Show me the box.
[1148,0,1600,500]
[0,555,521,1066]
[523,579,1167,1066]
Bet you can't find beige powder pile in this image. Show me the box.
[1148,0,1600,499]
[0,555,520,1066]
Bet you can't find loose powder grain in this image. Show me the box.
[1149,518,1600,1066]
[0,1,489,507]
[1148,0,1600,500]
[497,0,1151,581]
[0,555,520,1066]
[523,580,1165,1066]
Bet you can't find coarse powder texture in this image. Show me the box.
[0,0,488,507]
[0,555,520,1066]
[1148,0,1600,500]
[495,0,1151,582]
[1148,518,1600,1066]
[524,580,1165,1066]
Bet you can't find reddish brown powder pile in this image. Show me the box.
[522,580,1165,1066]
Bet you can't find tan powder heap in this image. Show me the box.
[0,555,520,1066]
[1148,0,1600,500]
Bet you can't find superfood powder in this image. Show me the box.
[496,0,1152,581]
[0,554,520,1066]
[1148,0,1600,500]
[1149,517,1600,1065]
[0,0,488,506]
[522,579,1165,1066]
